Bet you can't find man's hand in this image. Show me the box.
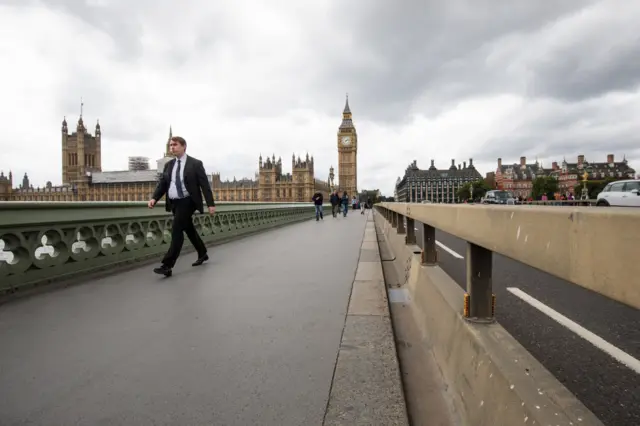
[208,206,216,215]
[148,199,156,209]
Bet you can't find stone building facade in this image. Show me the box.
[0,101,351,203]
[210,98,356,202]
[210,153,332,202]
[395,159,482,203]
[0,115,166,202]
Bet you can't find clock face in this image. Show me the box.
[341,136,351,146]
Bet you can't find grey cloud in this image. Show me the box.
[479,132,640,164]
[311,0,640,124]
[14,0,154,60]
[18,0,638,125]
[471,99,640,163]
[527,43,640,101]
[213,0,639,128]
[5,0,640,193]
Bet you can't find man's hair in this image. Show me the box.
[170,136,187,147]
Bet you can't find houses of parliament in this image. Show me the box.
[0,98,359,203]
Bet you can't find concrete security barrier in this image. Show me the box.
[378,202,640,310]
[374,209,604,426]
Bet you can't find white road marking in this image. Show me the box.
[414,227,464,259]
[506,287,640,375]
[435,241,464,259]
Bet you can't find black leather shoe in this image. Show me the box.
[153,265,172,277]
[192,254,209,267]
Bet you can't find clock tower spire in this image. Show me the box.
[337,94,357,197]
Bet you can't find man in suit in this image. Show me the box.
[148,136,216,277]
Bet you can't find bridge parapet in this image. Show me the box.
[0,201,318,295]
[377,202,640,314]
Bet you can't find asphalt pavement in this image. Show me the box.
[412,220,640,426]
[0,214,368,426]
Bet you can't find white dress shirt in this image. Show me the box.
[168,154,190,200]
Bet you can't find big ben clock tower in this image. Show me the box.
[337,95,357,196]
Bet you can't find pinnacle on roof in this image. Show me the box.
[343,93,351,114]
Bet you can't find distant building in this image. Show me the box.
[495,154,636,198]
[0,99,356,203]
[548,154,636,194]
[495,156,548,199]
[211,153,331,202]
[210,98,356,202]
[484,172,496,189]
[395,159,482,203]
[393,177,401,201]
[128,156,150,171]
[337,95,358,196]
[0,116,167,202]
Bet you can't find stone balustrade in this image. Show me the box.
[0,201,319,294]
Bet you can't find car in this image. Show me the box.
[595,180,640,207]
[481,190,517,205]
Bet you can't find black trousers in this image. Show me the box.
[162,198,207,268]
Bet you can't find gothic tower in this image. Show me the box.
[337,95,357,196]
[165,125,173,157]
[258,154,278,201]
[292,153,314,201]
[61,108,102,185]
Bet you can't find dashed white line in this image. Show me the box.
[435,241,464,259]
[507,287,640,375]
[413,227,464,259]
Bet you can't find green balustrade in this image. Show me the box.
[0,201,324,294]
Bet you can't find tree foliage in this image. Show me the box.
[359,189,381,204]
[573,177,617,199]
[456,179,492,201]
[531,176,559,200]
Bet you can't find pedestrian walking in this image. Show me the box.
[312,191,324,221]
[148,136,216,277]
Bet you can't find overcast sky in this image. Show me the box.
[1,0,639,195]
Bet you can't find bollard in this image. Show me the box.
[421,224,438,265]
[465,242,494,322]
[405,217,416,245]
[397,213,406,234]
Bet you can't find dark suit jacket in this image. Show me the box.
[152,155,215,213]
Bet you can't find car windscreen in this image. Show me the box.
[494,191,513,199]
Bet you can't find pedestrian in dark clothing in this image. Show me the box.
[341,192,349,217]
[312,191,324,221]
[329,190,340,218]
[148,136,215,277]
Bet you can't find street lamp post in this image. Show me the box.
[581,171,589,200]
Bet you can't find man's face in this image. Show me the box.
[170,140,185,156]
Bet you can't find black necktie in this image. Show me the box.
[175,159,184,198]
